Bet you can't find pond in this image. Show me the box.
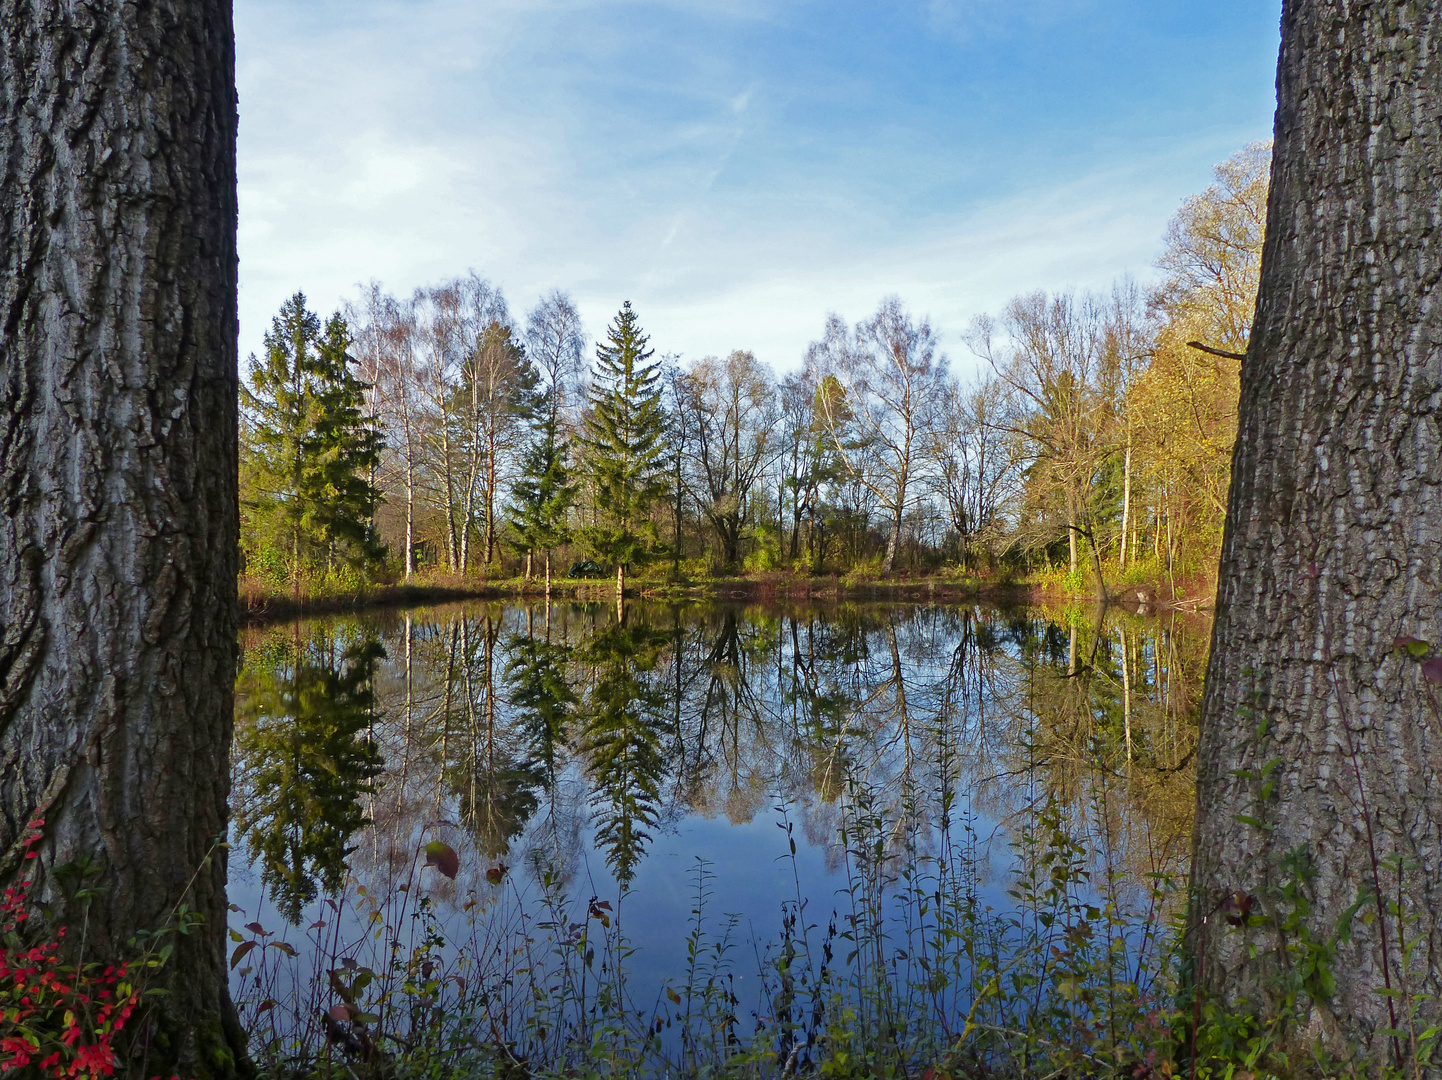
[227,599,1205,1073]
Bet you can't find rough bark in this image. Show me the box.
[0,1,244,1074]
[1191,0,1442,1065]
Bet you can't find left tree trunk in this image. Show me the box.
[0,0,246,1075]
[1191,0,1442,1066]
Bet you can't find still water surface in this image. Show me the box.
[228,600,1204,1010]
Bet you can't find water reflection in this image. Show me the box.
[233,600,1203,927]
[232,626,384,923]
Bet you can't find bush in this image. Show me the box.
[0,821,148,1079]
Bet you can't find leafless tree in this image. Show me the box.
[526,289,588,423]
[926,373,1023,570]
[809,297,948,574]
[413,282,468,571]
[971,291,1116,591]
[350,285,427,577]
[680,351,779,569]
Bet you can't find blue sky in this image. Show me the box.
[236,0,1281,378]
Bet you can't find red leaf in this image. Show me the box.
[485,864,508,886]
[424,841,460,880]
[1421,658,1442,685]
[244,922,271,937]
[327,1003,353,1022]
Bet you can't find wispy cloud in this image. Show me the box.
[235,0,1279,368]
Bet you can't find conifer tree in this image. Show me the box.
[506,384,579,593]
[578,301,668,604]
[242,292,384,584]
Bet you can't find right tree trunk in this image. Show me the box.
[1191,0,1442,1065]
[0,0,247,1074]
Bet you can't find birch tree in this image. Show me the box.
[809,297,947,574]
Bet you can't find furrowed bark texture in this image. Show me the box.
[0,0,243,1074]
[1192,0,1442,1063]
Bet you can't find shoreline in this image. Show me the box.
[241,572,1214,625]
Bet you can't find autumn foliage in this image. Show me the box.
[0,820,141,1078]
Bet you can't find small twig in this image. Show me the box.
[1185,340,1246,361]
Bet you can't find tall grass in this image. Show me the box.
[232,760,1193,1080]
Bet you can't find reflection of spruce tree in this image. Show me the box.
[576,617,670,886]
[234,627,385,923]
[503,630,577,783]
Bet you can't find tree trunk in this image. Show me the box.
[616,561,626,604]
[0,1,247,1074]
[545,550,552,598]
[1067,497,1079,578]
[883,511,901,575]
[442,429,459,573]
[673,453,683,580]
[1118,436,1131,571]
[1191,0,1442,1064]
[485,433,496,567]
[460,470,473,574]
[404,463,415,580]
[1085,527,1107,602]
[722,520,740,571]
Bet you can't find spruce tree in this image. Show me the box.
[242,292,384,585]
[506,384,578,593]
[578,301,669,604]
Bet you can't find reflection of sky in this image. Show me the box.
[616,798,1017,1010]
[227,786,1018,1031]
[229,601,1200,1029]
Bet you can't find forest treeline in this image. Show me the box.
[239,143,1268,597]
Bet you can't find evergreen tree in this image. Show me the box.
[506,384,578,591]
[242,292,384,584]
[578,301,669,602]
